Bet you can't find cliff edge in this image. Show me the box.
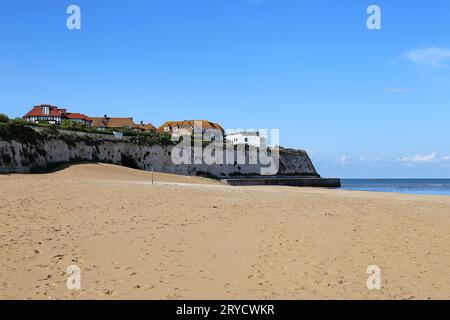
[0,124,319,178]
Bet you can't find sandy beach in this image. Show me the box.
[1,163,450,300]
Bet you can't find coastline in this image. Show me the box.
[1,163,450,300]
[340,178,450,197]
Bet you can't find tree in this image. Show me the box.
[0,114,9,123]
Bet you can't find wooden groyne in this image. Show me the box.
[221,176,341,188]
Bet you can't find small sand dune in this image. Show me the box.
[1,163,450,300]
[48,163,223,185]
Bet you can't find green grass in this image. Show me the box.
[0,120,174,147]
[0,122,43,145]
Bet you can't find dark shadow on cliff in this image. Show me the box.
[31,161,103,174]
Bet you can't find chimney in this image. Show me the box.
[140,121,144,125]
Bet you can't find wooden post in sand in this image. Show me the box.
[151,166,154,185]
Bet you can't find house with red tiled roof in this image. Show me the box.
[90,116,134,131]
[23,105,65,125]
[65,113,92,125]
[90,115,155,132]
[134,121,156,132]
[23,105,92,126]
[157,120,224,140]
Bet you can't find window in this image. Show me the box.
[42,106,49,115]
[245,138,248,142]
[164,127,170,132]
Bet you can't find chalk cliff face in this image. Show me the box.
[0,125,319,177]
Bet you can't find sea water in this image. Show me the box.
[340,179,450,196]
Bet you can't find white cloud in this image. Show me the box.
[398,152,438,164]
[360,156,382,162]
[444,156,450,161]
[359,156,384,167]
[339,154,350,165]
[406,47,450,68]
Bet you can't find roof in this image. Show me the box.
[90,118,107,128]
[66,113,92,122]
[226,131,260,137]
[135,123,156,131]
[157,120,224,133]
[91,117,136,129]
[24,105,92,122]
[24,105,65,118]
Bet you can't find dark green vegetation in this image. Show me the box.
[0,122,44,145]
[0,120,173,147]
[0,114,9,123]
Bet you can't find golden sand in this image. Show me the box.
[1,163,450,300]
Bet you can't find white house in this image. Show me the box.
[225,131,267,148]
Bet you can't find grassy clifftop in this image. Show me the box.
[0,122,172,147]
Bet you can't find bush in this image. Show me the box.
[61,119,88,130]
[0,122,42,145]
[0,114,9,123]
[128,130,174,146]
[42,125,60,137]
[10,118,30,125]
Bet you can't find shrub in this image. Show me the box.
[42,125,60,137]
[0,122,42,145]
[128,130,174,146]
[11,118,30,125]
[61,119,88,130]
[61,119,72,129]
[0,114,9,123]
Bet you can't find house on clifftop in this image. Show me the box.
[134,121,156,132]
[23,105,92,126]
[225,131,267,148]
[91,115,155,132]
[157,120,224,140]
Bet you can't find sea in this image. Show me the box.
[340,179,450,196]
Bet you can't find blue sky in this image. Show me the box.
[1,0,449,178]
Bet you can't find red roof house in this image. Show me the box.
[65,113,92,124]
[23,105,92,126]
